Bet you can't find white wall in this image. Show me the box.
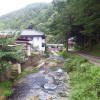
[28,36,46,51]
[42,39,45,43]
[32,37,43,51]
[42,46,45,51]
[27,45,31,56]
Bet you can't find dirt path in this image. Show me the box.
[69,50,100,66]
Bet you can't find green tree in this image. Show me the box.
[72,0,100,49]
[50,0,74,51]
[0,32,24,81]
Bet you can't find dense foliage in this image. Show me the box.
[50,0,100,50]
[0,0,99,49]
[64,52,100,100]
[0,80,12,97]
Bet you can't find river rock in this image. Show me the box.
[46,97,52,100]
[43,70,49,74]
[48,62,57,67]
[45,76,54,84]
[44,83,57,90]
[58,91,70,97]
[56,68,63,72]
[32,85,41,89]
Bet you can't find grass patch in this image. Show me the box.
[0,80,12,98]
[42,53,49,59]
[57,51,62,56]
[57,49,68,58]
[31,52,39,55]
[64,52,100,100]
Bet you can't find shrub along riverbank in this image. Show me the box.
[63,52,100,100]
[0,80,12,99]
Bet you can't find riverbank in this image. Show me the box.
[0,67,38,100]
[63,52,100,100]
[7,54,70,100]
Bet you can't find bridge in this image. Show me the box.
[46,44,63,46]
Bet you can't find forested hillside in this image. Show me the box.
[0,0,100,50]
[0,3,54,34]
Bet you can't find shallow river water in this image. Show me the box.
[8,57,71,100]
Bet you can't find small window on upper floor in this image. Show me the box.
[42,44,45,47]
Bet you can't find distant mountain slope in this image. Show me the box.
[0,3,54,34]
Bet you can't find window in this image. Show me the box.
[42,44,45,47]
[28,36,33,39]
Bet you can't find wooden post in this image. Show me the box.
[18,63,21,75]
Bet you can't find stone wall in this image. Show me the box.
[22,54,42,68]
[5,54,42,81]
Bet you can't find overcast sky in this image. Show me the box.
[0,0,53,16]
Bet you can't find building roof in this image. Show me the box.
[21,29,45,36]
[0,30,17,36]
[0,29,45,36]
[68,41,76,44]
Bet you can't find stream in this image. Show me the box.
[8,56,71,100]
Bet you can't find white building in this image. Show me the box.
[20,29,46,52]
[0,29,46,52]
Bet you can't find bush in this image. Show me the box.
[57,51,62,56]
[0,80,12,97]
[0,81,12,90]
[64,52,100,99]
[77,58,88,66]
[64,59,76,72]
[4,90,11,96]
[74,44,81,51]
[62,49,67,58]
[43,53,49,59]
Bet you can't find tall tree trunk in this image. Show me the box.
[97,34,100,44]
[84,35,86,50]
[65,34,69,51]
[66,39,68,51]
[89,37,92,50]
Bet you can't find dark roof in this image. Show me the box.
[17,37,30,41]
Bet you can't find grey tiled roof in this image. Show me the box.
[0,29,45,36]
[21,29,44,36]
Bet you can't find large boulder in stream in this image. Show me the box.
[48,62,57,67]
[44,83,57,90]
